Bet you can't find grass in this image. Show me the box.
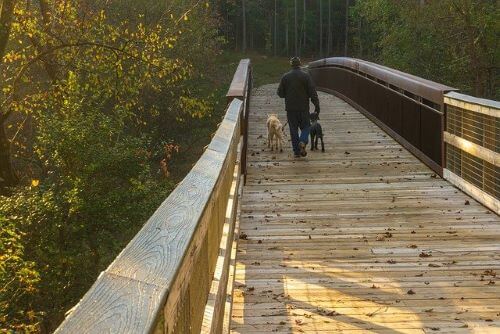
[217,51,292,87]
[167,50,292,182]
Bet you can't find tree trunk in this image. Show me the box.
[36,0,59,82]
[302,0,306,52]
[293,0,299,56]
[274,0,277,56]
[327,0,332,55]
[319,0,323,57]
[0,0,14,57]
[242,0,246,52]
[0,115,17,190]
[0,0,17,191]
[344,0,349,56]
[286,4,289,55]
[358,16,363,57]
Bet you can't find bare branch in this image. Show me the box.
[175,0,203,25]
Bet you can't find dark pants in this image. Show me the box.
[287,110,311,155]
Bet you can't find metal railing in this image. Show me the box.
[443,92,499,214]
[308,57,498,214]
[308,57,457,176]
[54,59,252,334]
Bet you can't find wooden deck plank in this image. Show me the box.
[230,84,499,333]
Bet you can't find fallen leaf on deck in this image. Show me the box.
[484,269,496,276]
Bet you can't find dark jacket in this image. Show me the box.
[277,68,320,113]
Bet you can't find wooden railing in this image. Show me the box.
[443,92,499,214]
[308,57,457,176]
[54,59,252,334]
[308,57,499,214]
[227,59,252,184]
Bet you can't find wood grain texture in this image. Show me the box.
[54,272,163,334]
[202,144,242,333]
[230,84,500,334]
[107,148,223,286]
[56,97,244,334]
[223,176,245,334]
[445,92,500,117]
[444,132,499,166]
[444,169,499,215]
[226,59,251,100]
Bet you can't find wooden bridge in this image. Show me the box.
[56,59,499,333]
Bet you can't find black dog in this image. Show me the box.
[309,112,325,152]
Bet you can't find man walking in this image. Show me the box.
[277,57,320,157]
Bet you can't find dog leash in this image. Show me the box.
[282,121,288,132]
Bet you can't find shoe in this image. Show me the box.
[294,154,301,158]
[299,142,307,157]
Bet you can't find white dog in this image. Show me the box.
[266,114,285,152]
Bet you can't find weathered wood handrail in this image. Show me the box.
[54,59,252,334]
[443,92,499,214]
[227,59,252,184]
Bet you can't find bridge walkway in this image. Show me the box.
[230,84,500,333]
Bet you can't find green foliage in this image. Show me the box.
[0,0,222,332]
[0,216,41,332]
[219,0,498,99]
[218,0,350,57]
[351,0,499,99]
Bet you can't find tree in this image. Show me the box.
[242,0,246,52]
[285,1,289,54]
[327,0,332,55]
[344,0,349,56]
[274,0,278,56]
[0,0,16,190]
[0,0,221,331]
[0,216,41,332]
[351,0,498,99]
[302,0,306,52]
[294,0,298,56]
[319,0,323,57]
